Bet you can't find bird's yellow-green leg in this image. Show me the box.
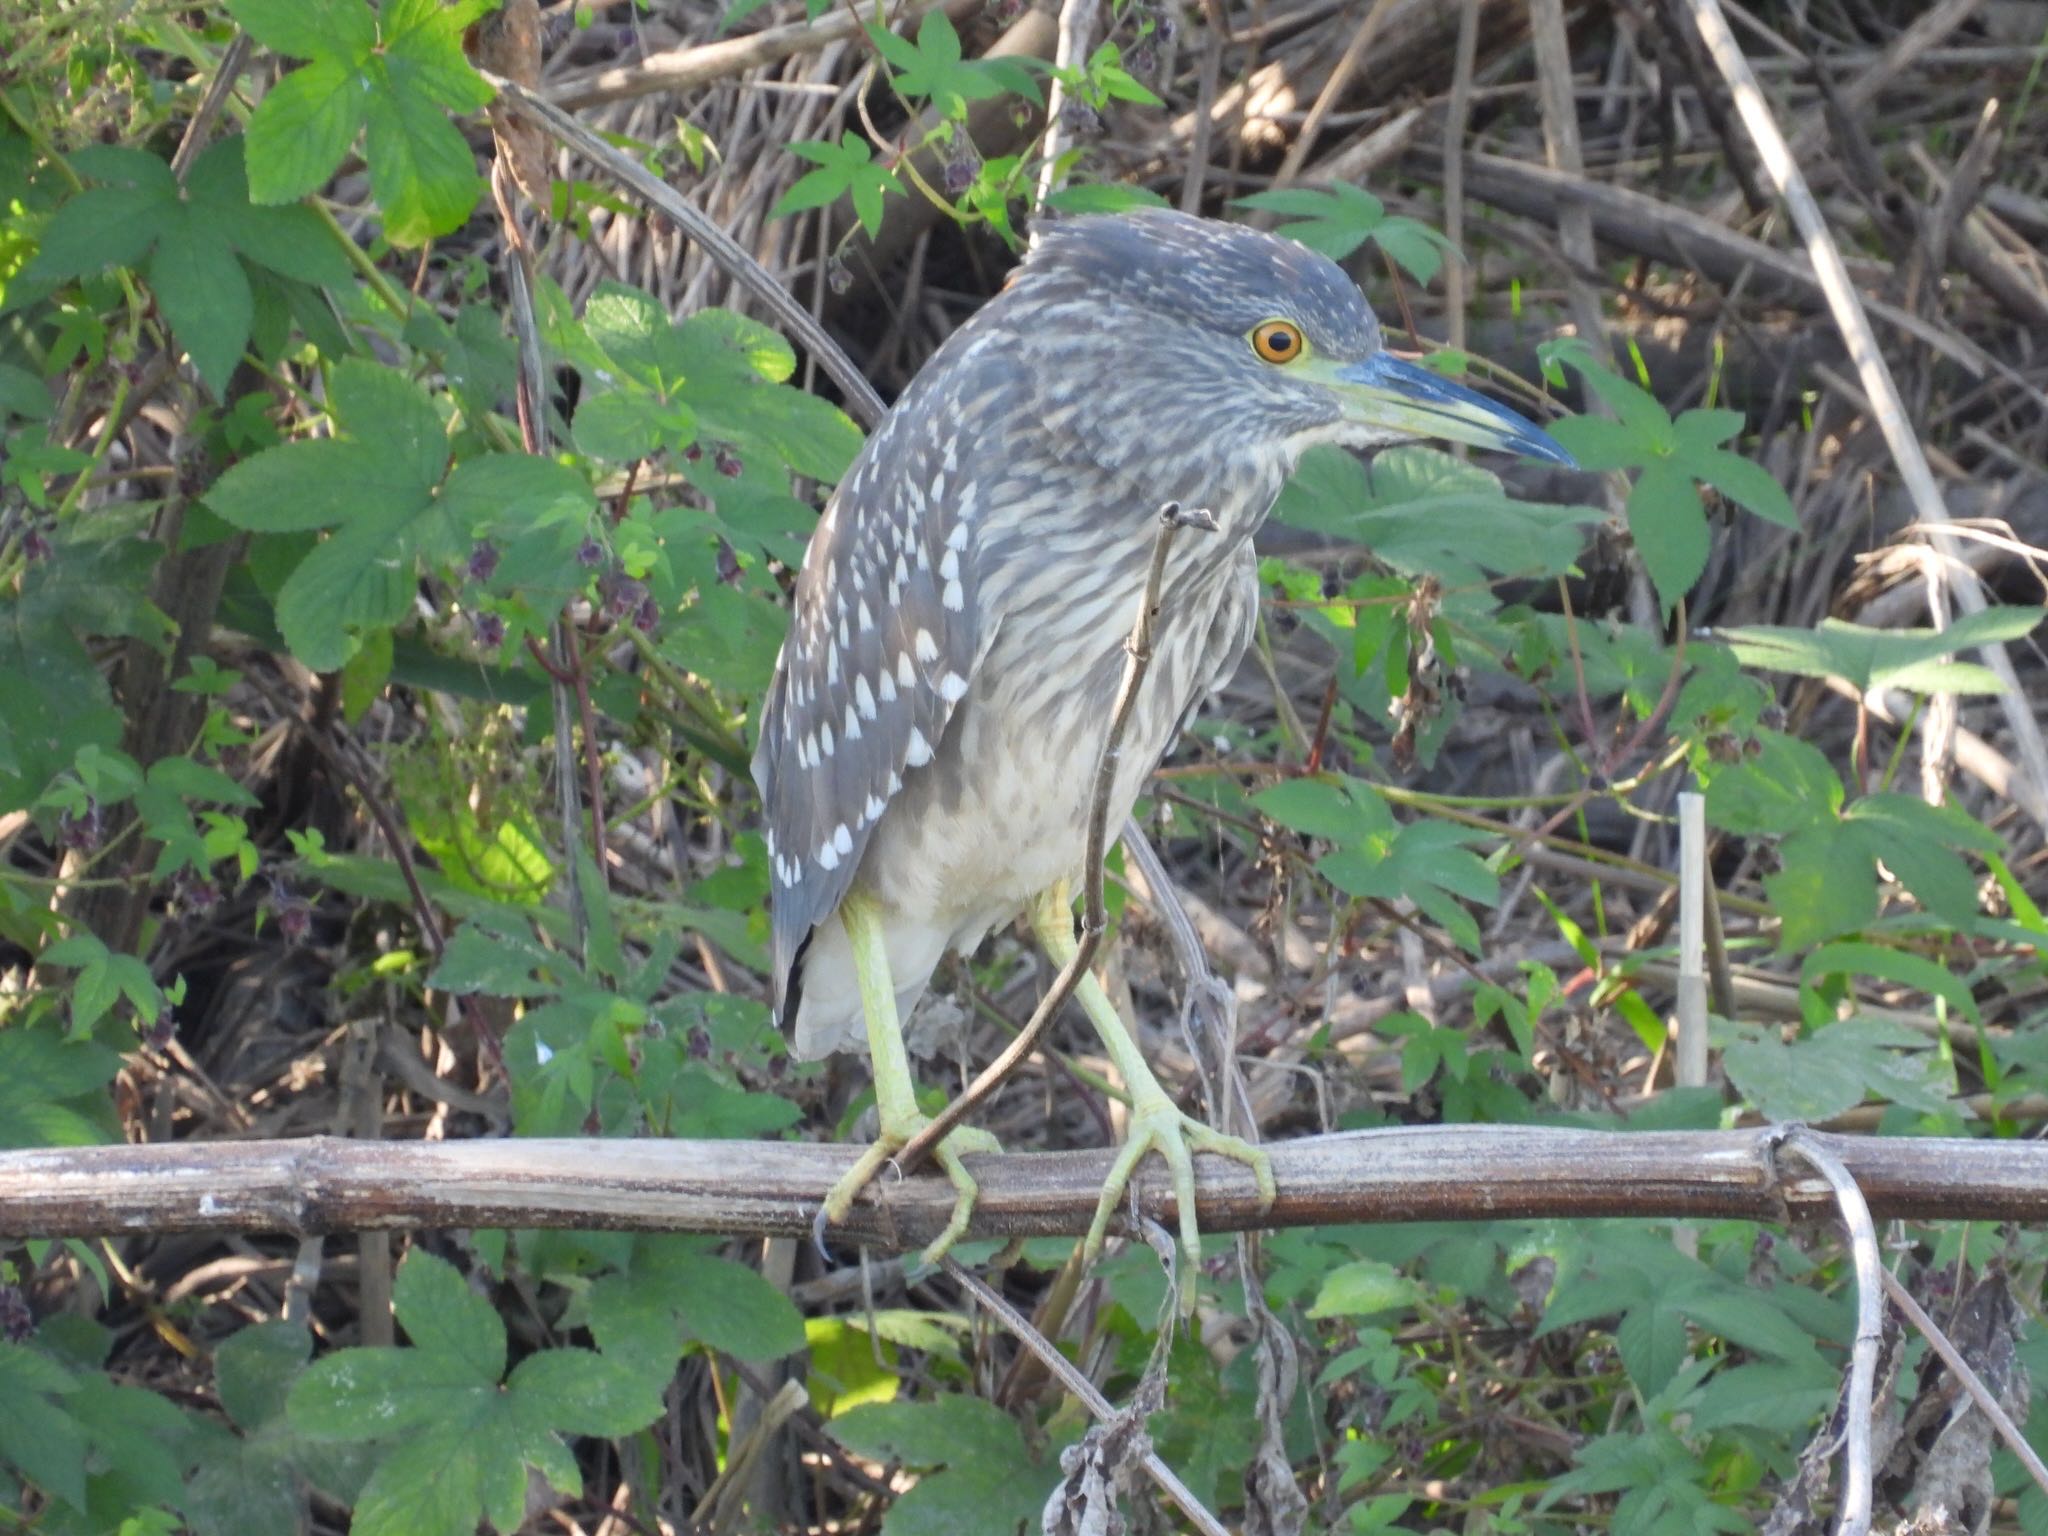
[819,889,1000,1264]
[1029,883,1276,1269]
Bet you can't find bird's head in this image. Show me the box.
[998,209,1575,477]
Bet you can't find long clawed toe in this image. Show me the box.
[1082,1095,1276,1274]
[816,1121,1003,1267]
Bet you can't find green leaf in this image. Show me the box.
[1625,459,1707,615]
[1309,1259,1420,1319]
[1719,608,2045,694]
[1802,940,1979,1022]
[0,1344,89,1509]
[772,137,901,238]
[1682,439,1797,528]
[1614,1293,1688,1397]
[228,0,378,60]
[1273,444,1598,587]
[1702,731,1841,837]
[1767,823,1877,950]
[506,1349,663,1437]
[329,357,447,486]
[22,185,162,281]
[1041,183,1169,214]
[204,439,388,532]
[362,55,488,245]
[287,1346,494,1440]
[243,57,368,205]
[393,1250,505,1384]
[345,1424,489,1536]
[1722,1016,1953,1121]
[274,500,429,670]
[214,1323,314,1431]
[0,1030,119,1149]
[658,1250,806,1361]
[1234,184,1457,279]
[440,454,595,540]
[867,12,1037,117]
[1253,774,1391,844]
[831,1396,1056,1536]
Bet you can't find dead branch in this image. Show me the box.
[1773,1128,1883,1536]
[6,1128,2048,1250]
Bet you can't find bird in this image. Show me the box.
[752,208,1574,1267]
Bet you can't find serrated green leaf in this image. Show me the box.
[1273,444,1598,587]
[662,1252,806,1361]
[1614,1294,1687,1397]
[228,0,378,60]
[1722,1016,1953,1121]
[1309,1259,1419,1319]
[1702,731,1841,837]
[506,1349,663,1437]
[345,1424,487,1536]
[1720,608,2045,694]
[828,1390,1061,1532]
[204,440,387,532]
[1253,774,1389,843]
[1626,458,1707,614]
[1803,940,1978,1021]
[440,454,594,539]
[274,503,426,670]
[393,1250,504,1383]
[362,58,487,246]
[329,358,447,487]
[1686,442,1796,528]
[1767,823,1877,950]
[287,1347,494,1440]
[22,185,161,282]
[215,1323,314,1431]
[0,1030,120,1149]
[243,58,368,205]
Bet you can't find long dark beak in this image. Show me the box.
[1323,352,1577,466]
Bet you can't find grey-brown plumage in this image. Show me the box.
[754,209,1572,1060]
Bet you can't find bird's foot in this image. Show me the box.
[1083,1093,1276,1271]
[819,1118,1003,1266]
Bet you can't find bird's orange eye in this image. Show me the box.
[1251,320,1304,364]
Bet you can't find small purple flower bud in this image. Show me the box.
[598,571,646,622]
[1059,101,1102,138]
[827,255,853,296]
[1128,41,1156,77]
[144,1008,177,1051]
[715,539,741,586]
[22,525,52,563]
[633,594,660,634]
[942,153,978,196]
[473,611,506,650]
[714,447,742,478]
[687,1026,711,1059]
[467,541,500,583]
[0,1285,31,1343]
[683,442,703,463]
[576,536,605,567]
[178,874,220,914]
[58,802,101,853]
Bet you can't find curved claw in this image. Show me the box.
[1082,1096,1275,1271]
[919,1124,1002,1266]
[818,1120,1002,1265]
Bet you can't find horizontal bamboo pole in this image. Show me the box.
[3,1128,2044,1248]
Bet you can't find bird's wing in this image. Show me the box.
[752,399,990,1027]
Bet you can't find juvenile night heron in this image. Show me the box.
[754,209,1571,1265]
